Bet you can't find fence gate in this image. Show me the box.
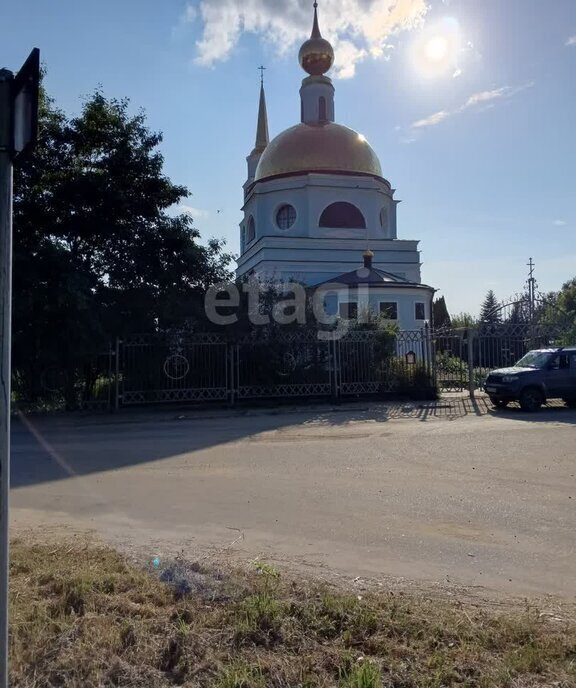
[119,333,230,405]
[335,329,435,397]
[433,330,468,392]
[233,331,333,400]
[473,296,575,388]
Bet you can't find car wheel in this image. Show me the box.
[489,397,508,408]
[519,387,544,412]
[563,399,576,409]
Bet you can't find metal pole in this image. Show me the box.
[114,338,121,411]
[467,328,475,400]
[0,68,14,688]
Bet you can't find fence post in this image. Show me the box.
[114,338,121,411]
[467,328,476,400]
[332,338,340,402]
[229,344,235,406]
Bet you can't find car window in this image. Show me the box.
[516,351,552,368]
[549,354,570,370]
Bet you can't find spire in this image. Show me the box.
[299,2,334,76]
[311,2,321,39]
[252,69,269,156]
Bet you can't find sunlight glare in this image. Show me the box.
[425,36,449,63]
[411,18,462,79]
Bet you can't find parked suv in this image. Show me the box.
[484,347,576,411]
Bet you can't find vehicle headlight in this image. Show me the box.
[502,375,517,383]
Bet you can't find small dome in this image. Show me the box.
[298,1,334,76]
[299,36,334,76]
[255,122,383,181]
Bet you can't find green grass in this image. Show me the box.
[8,540,576,687]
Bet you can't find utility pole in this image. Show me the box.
[0,68,13,688]
[527,257,536,322]
[0,49,39,688]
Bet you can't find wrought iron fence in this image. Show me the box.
[32,318,573,410]
[234,330,333,400]
[113,328,438,407]
[336,329,436,397]
[120,333,229,404]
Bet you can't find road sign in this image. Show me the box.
[12,48,40,158]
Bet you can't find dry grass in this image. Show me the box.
[8,540,576,687]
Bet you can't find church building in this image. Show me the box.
[236,2,435,331]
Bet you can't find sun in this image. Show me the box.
[425,35,449,63]
[411,18,462,78]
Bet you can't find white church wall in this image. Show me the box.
[240,172,401,264]
[326,287,432,331]
[236,233,424,285]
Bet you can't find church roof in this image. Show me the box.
[314,266,434,291]
[254,121,383,182]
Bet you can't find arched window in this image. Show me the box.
[319,202,366,229]
[319,96,327,121]
[246,216,256,243]
[380,207,388,231]
[240,225,246,250]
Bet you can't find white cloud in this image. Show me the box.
[462,87,509,108]
[409,82,534,130]
[566,35,576,46]
[179,205,211,219]
[412,110,451,128]
[554,219,567,226]
[186,0,429,79]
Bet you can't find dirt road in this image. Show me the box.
[10,402,576,597]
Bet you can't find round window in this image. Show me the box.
[276,204,297,230]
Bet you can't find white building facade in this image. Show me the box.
[236,3,435,329]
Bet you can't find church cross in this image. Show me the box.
[258,65,266,85]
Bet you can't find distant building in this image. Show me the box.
[237,2,435,330]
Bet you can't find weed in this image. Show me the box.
[7,540,576,688]
[339,660,382,688]
[217,661,266,688]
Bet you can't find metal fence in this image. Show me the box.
[120,333,229,405]
[100,328,438,407]
[70,319,575,409]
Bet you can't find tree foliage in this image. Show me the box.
[432,296,451,329]
[13,87,232,404]
[479,290,501,323]
[450,312,477,329]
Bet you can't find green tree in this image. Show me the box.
[451,312,477,329]
[479,290,501,323]
[539,279,576,343]
[432,296,451,329]
[557,278,576,315]
[13,88,232,404]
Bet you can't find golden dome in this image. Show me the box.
[254,122,383,181]
[299,2,334,76]
[299,37,334,76]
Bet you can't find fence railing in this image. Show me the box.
[26,322,572,410]
[114,328,439,407]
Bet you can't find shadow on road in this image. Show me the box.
[11,396,576,489]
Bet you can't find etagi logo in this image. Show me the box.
[204,280,372,340]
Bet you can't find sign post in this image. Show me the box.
[0,48,39,687]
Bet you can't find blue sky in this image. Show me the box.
[3,0,575,315]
